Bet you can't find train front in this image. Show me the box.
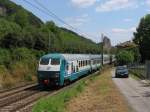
[37,55,61,87]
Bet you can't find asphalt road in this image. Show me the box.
[112,70,150,112]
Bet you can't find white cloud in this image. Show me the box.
[112,27,136,33]
[146,0,150,6]
[96,0,138,12]
[123,18,132,22]
[71,0,97,8]
[65,14,90,28]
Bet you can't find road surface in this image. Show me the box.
[112,70,150,112]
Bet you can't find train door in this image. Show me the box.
[66,62,71,75]
[60,59,66,85]
[89,60,92,72]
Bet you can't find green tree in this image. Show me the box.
[0,49,11,68]
[14,9,28,27]
[133,14,150,62]
[116,50,134,65]
[0,18,21,38]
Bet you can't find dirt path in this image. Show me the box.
[112,70,150,112]
[66,68,129,112]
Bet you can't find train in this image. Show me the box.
[37,53,115,87]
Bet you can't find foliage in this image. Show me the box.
[0,49,11,68]
[133,14,150,62]
[32,74,95,112]
[116,50,134,65]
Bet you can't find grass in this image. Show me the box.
[0,62,37,89]
[66,68,130,112]
[32,73,98,112]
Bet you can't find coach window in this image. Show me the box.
[82,61,84,66]
[76,66,79,72]
[66,64,69,71]
[73,66,76,72]
[79,61,80,67]
[71,63,73,73]
[80,61,81,67]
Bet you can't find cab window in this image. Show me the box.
[51,59,60,65]
[40,58,49,65]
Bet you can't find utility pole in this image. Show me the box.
[101,33,104,66]
[48,30,50,52]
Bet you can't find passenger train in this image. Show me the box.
[37,53,114,87]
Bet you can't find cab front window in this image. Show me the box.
[51,59,60,65]
[40,58,49,65]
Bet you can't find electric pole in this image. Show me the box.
[48,30,50,52]
[101,33,104,66]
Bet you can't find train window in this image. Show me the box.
[82,61,84,66]
[86,60,87,66]
[40,58,49,65]
[51,58,60,65]
[73,66,76,72]
[79,61,81,67]
[76,66,79,72]
[71,63,73,73]
[66,64,69,71]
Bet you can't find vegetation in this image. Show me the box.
[133,14,150,62]
[0,0,101,88]
[129,69,145,80]
[32,74,95,112]
[116,50,134,65]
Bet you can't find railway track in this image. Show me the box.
[0,85,65,112]
[0,71,100,112]
[0,83,37,99]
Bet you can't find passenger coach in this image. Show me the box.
[37,53,109,87]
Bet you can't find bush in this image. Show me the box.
[0,49,11,68]
[12,47,35,61]
[116,50,134,65]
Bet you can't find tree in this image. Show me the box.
[133,14,150,62]
[116,50,134,65]
[14,9,28,27]
[0,18,21,38]
[0,32,22,48]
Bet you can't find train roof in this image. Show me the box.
[41,53,102,61]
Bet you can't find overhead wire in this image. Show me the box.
[22,0,97,39]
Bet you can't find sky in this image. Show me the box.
[10,0,150,45]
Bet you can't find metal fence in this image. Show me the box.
[128,63,147,79]
[146,61,150,80]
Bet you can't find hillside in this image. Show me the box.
[0,0,101,88]
[0,0,100,53]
